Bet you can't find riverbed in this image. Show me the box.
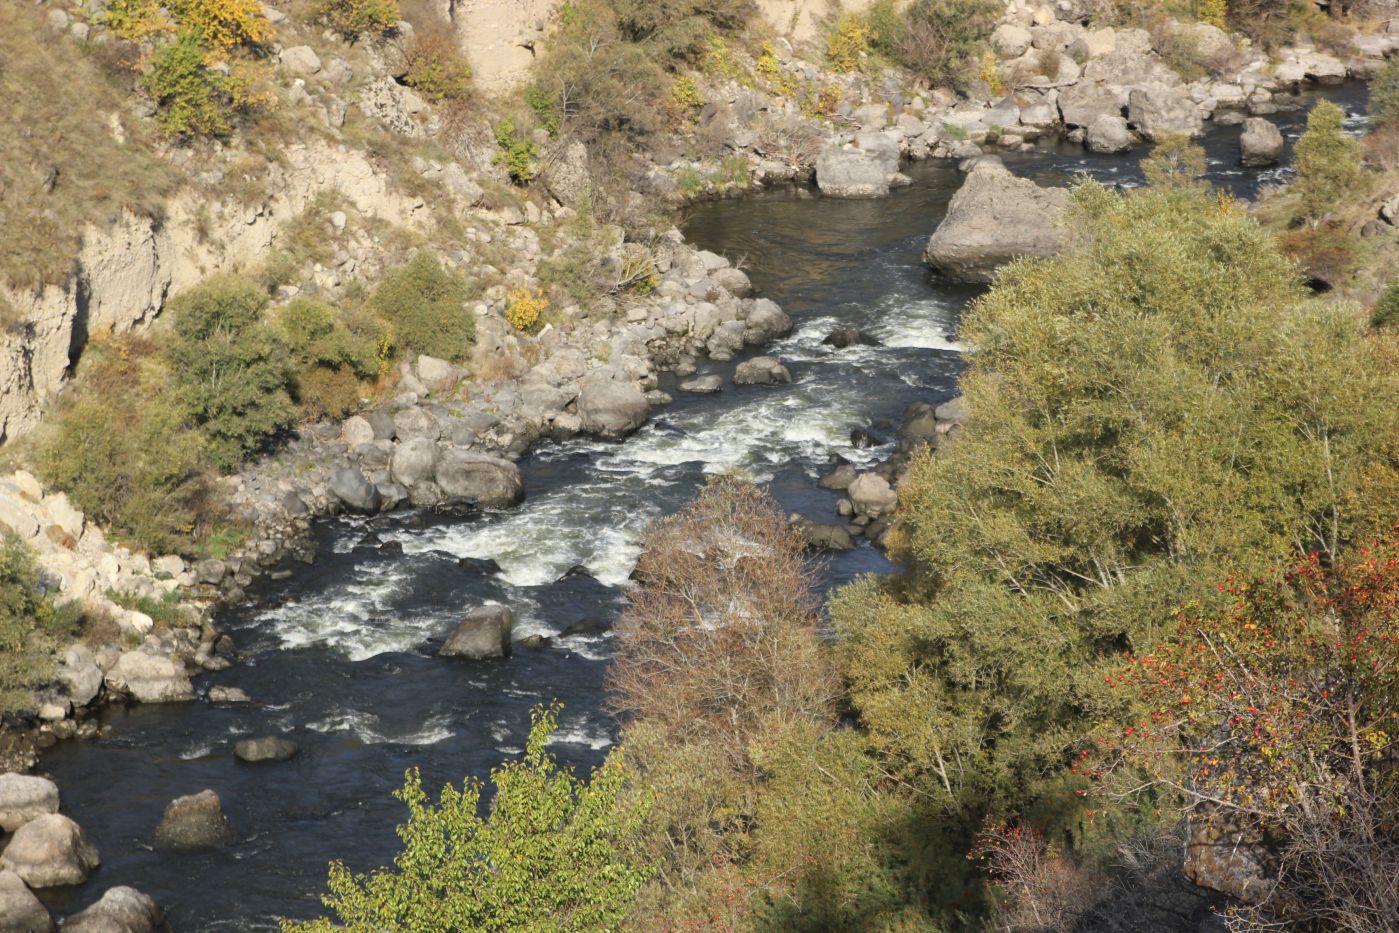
[35,83,1367,929]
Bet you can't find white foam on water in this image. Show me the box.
[179,742,215,760]
[308,709,456,746]
[546,721,614,750]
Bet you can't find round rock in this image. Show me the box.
[63,886,164,933]
[152,789,234,850]
[0,814,100,888]
[0,774,59,833]
[0,869,52,932]
[234,736,299,763]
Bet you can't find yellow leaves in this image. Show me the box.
[505,286,549,334]
[167,0,274,55]
[825,15,872,73]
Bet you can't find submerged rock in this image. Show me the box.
[733,356,791,385]
[678,374,723,394]
[234,736,299,763]
[440,606,513,660]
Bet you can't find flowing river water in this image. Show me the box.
[34,84,1367,929]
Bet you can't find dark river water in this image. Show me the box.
[34,84,1367,929]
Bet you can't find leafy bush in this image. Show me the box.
[504,286,548,334]
[108,589,189,631]
[1371,282,1399,329]
[402,28,472,102]
[284,705,653,933]
[35,337,216,554]
[367,252,476,362]
[97,0,173,41]
[166,0,272,52]
[165,276,297,469]
[0,534,82,713]
[276,298,377,418]
[1371,54,1399,128]
[826,14,872,72]
[308,0,399,41]
[1293,99,1366,223]
[492,118,539,184]
[609,0,753,64]
[880,0,1001,89]
[142,31,235,137]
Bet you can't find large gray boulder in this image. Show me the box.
[0,870,52,932]
[439,606,513,660]
[1127,83,1204,140]
[815,148,890,199]
[152,789,234,850]
[56,644,103,708]
[576,372,649,439]
[741,299,793,345]
[329,467,382,513]
[0,814,100,888]
[390,437,440,488]
[1058,79,1121,127]
[733,357,792,385]
[1240,117,1284,167]
[106,651,194,704]
[434,451,523,508]
[925,162,1069,283]
[62,886,164,933]
[1086,114,1133,153]
[0,775,59,833]
[848,473,898,521]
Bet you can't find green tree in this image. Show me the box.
[276,298,377,419]
[367,252,476,362]
[832,180,1399,876]
[0,534,82,713]
[166,276,296,469]
[1292,99,1365,223]
[1370,54,1399,128]
[284,705,653,933]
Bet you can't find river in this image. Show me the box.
[34,83,1367,929]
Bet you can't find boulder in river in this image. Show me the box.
[234,736,299,763]
[822,328,880,349]
[742,299,793,345]
[678,375,722,394]
[329,467,382,514]
[560,618,612,638]
[848,472,899,521]
[106,651,194,704]
[457,556,502,575]
[390,437,440,488]
[56,644,102,708]
[925,161,1069,284]
[440,606,513,660]
[815,147,890,199]
[576,371,650,439]
[935,395,969,427]
[1086,114,1133,153]
[62,886,165,933]
[1127,82,1204,141]
[434,451,524,508]
[818,463,857,491]
[0,814,100,887]
[152,789,235,850]
[0,774,59,833]
[1240,117,1283,167]
[733,357,791,386]
[0,869,52,932]
[794,518,855,551]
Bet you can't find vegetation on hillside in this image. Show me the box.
[0,534,84,713]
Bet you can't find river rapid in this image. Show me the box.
[34,84,1367,929]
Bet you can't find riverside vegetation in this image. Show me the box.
[3,0,1399,928]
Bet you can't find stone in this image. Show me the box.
[822,328,880,349]
[796,520,855,551]
[1127,83,1204,140]
[416,355,463,391]
[0,815,100,887]
[1085,113,1133,153]
[434,451,524,508]
[848,473,898,520]
[207,686,250,704]
[56,644,102,708]
[733,357,792,385]
[366,410,397,440]
[234,736,299,763]
[279,45,321,76]
[1058,79,1121,127]
[935,395,969,426]
[818,463,857,491]
[678,375,722,394]
[152,554,184,578]
[152,790,234,850]
[329,467,382,513]
[340,415,374,447]
[392,406,440,440]
[741,299,793,344]
[992,23,1034,57]
[0,775,59,833]
[815,148,890,199]
[541,140,592,208]
[576,372,650,439]
[390,437,440,488]
[925,162,1069,283]
[0,870,52,932]
[1239,117,1284,167]
[107,651,194,704]
[62,886,164,933]
[439,606,513,659]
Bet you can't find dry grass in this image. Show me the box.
[0,4,177,291]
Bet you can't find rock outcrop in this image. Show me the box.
[925,162,1069,283]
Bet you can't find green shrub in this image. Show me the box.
[1371,54,1399,128]
[524,85,561,136]
[1293,99,1366,223]
[882,0,1001,88]
[1371,283,1399,329]
[284,705,653,933]
[143,31,233,137]
[166,276,297,469]
[609,0,753,63]
[108,589,189,630]
[277,298,377,418]
[36,337,216,554]
[307,0,398,41]
[0,534,82,713]
[367,252,476,362]
[492,118,539,184]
